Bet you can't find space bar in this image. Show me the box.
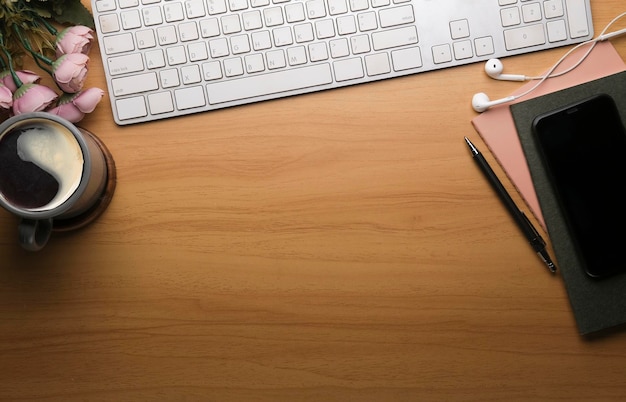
[206,63,333,104]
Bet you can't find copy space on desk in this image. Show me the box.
[471,41,626,230]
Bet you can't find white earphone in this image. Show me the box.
[483,58,527,82]
[472,12,626,113]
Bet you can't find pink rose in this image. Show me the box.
[71,87,105,113]
[53,53,90,93]
[55,26,95,57]
[47,102,84,122]
[0,83,12,110]
[12,83,58,115]
[0,70,41,92]
[47,88,104,122]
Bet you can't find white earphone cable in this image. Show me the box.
[525,11,626,81]
[509,12,626,102]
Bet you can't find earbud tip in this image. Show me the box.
[471,92,490,113]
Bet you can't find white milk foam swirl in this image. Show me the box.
[16,125,84,211]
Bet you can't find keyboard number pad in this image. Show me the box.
[500,0,589,50]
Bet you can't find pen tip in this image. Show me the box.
[464,136,478,154]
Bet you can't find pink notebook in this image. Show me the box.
[471,42,626,229]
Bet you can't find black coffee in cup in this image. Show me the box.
[0,121,84,211]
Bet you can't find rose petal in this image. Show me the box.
[72,88,104,113]
[47,102,85,123]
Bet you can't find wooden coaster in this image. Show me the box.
[53,128,117,232]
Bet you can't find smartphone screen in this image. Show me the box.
[532,94,626,278]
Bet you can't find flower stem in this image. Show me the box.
[34,15,59,36]
[12,25,54,75]
[0,34,24,88]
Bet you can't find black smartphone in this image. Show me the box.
[532,94,626,278]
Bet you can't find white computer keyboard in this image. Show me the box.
[92,0,594,125]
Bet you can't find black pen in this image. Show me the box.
[464,136,557,273]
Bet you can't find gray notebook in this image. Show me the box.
[511,70,626,336]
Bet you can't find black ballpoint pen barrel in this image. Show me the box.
[473,149,540,245]
[465,137,556,272]
[464,137,555,273]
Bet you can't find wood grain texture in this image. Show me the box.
[1,2,626,400]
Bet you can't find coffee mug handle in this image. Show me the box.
[18,218,53,251]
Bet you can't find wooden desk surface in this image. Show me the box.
[1,2,625,400]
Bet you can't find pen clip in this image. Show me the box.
[521,211,546,249]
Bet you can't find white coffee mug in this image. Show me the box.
[0,113,110,251]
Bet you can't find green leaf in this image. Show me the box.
[51,2,95,29]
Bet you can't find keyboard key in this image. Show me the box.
[145,49,166,69]
[229,0,248,11]
[181,65,202,84]
[96,0,117,12]
[166,46,187,65]
[308,42,329,61]
[372,26,418,51]
[358,12,378,31]
[391,46,422,71]
[175,86,207,109]
[306,0,327,19]
[160,69,180,88]
[474,36,495,56]
[142,7,163,26]
[547,19,567,42]
[135,29,156,49]
[112,72,159,96]
[245,53,266,72]
[224,57,245,76]
[164,2,185,22]
[328,0,348,15]
[148,92,175,114]
[379,5,414,28]
[157,26,178,45]
[207,0,228,14]
[449,19,470,39]
[336,15,357,35]
[200,19,221,37]
[330,38,350,58]
[500,7,521,27]
[243,10,264,29]
[543,0,564,19]
[118,0,138,8]
[287,46,307,65]
[185,0,207,18]
[432,44,452,63]
[121,9,141,29]
[349,0,368,12]
[350,34,370,54]
[108,53,144,75]
[206,63,333,104]
[98,14,120,34]
[202,61,223,80]
[102,33,134,54]
[116,96,148,120]
[365,53,391,76]
[334,57,364,80]
[521,3,541,23]
[504,23,545,50]
[179,22,200,41]
[565,0,590,38]
[188,42,209,61]
[453,40,473,60]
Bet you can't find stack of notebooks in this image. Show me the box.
[471,42,626,336]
